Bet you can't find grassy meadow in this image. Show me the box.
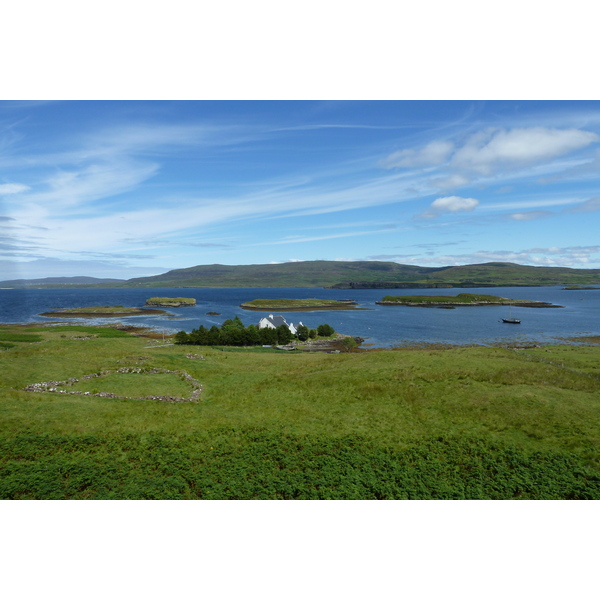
[1,322,600,499]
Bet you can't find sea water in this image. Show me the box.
[1,286,599,348]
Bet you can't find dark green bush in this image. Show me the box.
[317,324,335,337]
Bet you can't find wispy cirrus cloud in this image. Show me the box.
[569,196,600,213]
[0,183,29,195]
[507,211,553,221]
[380,140,454,169]
[0,121,266,223]
[479,196,584,212]
[24,160,160,211]
[252,227,398,246]
[429,174,471,190]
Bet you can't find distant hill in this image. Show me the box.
[123,261,432,288]
[119,261,600,288]
[0,276,125,288]
[3,261,600,289]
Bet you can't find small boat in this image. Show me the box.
[501,304,520,324]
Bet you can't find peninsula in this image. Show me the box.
[240,298,362,311]
[375,293,563,308]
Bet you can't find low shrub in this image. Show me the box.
[1,431,598,500]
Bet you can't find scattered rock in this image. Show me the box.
[23,367,203,403]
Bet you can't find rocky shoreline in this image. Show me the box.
[40,307,168,317]
[297,334,365,352]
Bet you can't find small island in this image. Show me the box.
[145,297,197,307]
[562,286,599,290]
[240,298,364,311]
[376,293,562,308]
[40,305,168,318]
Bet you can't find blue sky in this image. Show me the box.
[1,100,600,280]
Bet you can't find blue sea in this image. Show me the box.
[1,286,599,348]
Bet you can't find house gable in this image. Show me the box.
[258,314,302,335]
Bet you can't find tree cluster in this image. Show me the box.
[174,316,335,347]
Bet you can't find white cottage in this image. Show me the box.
[258,314,303,336]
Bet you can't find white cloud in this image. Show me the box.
[452,127,599,175]
[380,127,599,186]
[381,140,454,169]
[0,183,29,195]
[431,196,478,212]
[420,196,479,219]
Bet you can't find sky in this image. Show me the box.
[1,100,600,280]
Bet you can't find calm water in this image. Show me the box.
[1,286,599,348]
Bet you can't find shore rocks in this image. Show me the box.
[23,367,203,403]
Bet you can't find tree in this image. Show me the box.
[259,326,278,345]
[317,323,335,337]
[309,328,317,339]
[295,323,309,341]
[220,315,247,346]
[189,325,209,345]
[207,325,221,345]
[244,324,261,345]
[174,331,191,344]
[276,324,292,345]
[339,337,358,352]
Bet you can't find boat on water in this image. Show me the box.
[501,304,520,324]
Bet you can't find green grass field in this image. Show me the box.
[1,323,599,499]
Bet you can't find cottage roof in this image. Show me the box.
[262,315,288,328]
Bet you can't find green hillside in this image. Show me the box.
[121,261,600,288]
[4,261,600,289]
[425,262,600,287]
[123,261,431,288]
